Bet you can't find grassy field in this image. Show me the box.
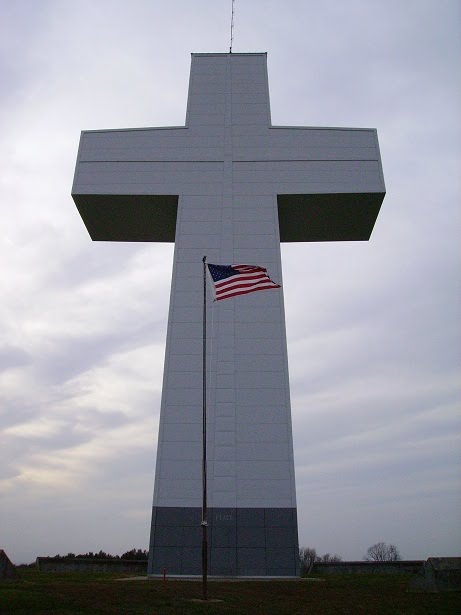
[1,569,460,615]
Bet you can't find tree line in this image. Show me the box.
[49,549,148,560]
[49,541,401,568]
[300,542,401,573]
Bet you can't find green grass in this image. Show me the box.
[0,569,460,614]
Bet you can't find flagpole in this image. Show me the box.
[201,255,208,601]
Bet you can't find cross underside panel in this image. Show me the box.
[73,194,178,242]
[278,192,385,242]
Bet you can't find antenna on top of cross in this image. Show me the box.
[229,0,235,53]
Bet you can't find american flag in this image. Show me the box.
[207,263,281,301]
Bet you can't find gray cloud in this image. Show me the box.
[0,346,31,372]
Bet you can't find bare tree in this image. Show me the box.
[300,548,343,573]
[299,547,318,574]
[365,542,401,562]
[320,553,342,563]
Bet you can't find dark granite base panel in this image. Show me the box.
[148,507,300,576]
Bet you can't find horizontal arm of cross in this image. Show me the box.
[72,124,385,243]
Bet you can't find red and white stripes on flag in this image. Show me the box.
[207,263,281,301]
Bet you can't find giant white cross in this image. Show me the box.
[72,53,385,577]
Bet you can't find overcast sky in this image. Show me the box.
[1,0,460,565]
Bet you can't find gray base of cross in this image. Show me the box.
[148,506,300,577]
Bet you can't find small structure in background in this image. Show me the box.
[0,549,18,581]
[311,559,423,575]
[36,557,147,574]
[409,557,461,593]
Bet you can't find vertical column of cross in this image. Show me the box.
[210,55,237,511]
